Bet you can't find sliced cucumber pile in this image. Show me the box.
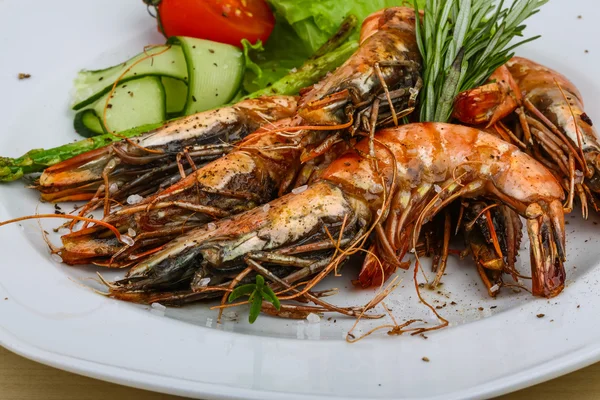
[71,37,245,138]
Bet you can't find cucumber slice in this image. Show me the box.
[90,76,166,134]
[71,45,186,110]
[162,77,187,117]
[169,37,244,115]
[73,109,106,138]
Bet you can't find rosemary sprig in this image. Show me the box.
[414,0,549,123]
[228,275,280,323]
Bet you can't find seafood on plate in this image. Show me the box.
[57,6,425,267]
[454,57,600,217]
[103,123,566,323]
[0,3,588,333]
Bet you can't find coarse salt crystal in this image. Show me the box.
[58,227,71,235]
[306,313,320,324]
[262,204,271,212]
[207,222,217,231]
[369,183,384,194]
[223,311,239,321]
[127,194,144,205]
[128,228,137,237]
[490,284,500,293]
[197,277,211,287]
[51,253,63,263]
[120,235,134,247]
[292,185,308,194]
[157,211,166,219]
[434,184,442,193]
[109,183,119,194]
[151,302,166,311]
[377,209,383,216]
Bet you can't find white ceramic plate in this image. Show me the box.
[1,1,599,399]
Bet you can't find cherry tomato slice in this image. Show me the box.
[157,0,275,47]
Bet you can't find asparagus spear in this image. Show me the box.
[245,15,358,99]
[0,123,162,182]
[244,40,358,100]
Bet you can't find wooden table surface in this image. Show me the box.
[1,346,599,399]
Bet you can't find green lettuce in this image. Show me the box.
[268,0,412,53]
[242,19,313,93]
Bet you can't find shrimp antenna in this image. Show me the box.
[259,116,355,137]
[0,214,132,246]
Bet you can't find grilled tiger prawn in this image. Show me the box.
[340,123,565,298]
[36,96,298,204]
[454,57,600,216]
[107,123,566,312]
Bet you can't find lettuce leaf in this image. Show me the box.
[242,18,313,93]
[267,0,414,53]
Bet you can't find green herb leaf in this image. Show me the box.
[227,275,281,324]
[415,0,549,122]
[249,292,264,324]
[261,286,281,311]
[434,48,465,122]
[228,284,257,302]
[255,275,265,291]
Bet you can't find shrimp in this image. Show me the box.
[106,123,566,317]
[333,123,566,298]
[57,7,424,267]
[36,96,298,205]
[454,57,600,216]
[298,7,422,130]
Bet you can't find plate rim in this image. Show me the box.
[2,1,600,399]
[3,323,600,400]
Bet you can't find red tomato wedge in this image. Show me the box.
[156,0,275,47]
